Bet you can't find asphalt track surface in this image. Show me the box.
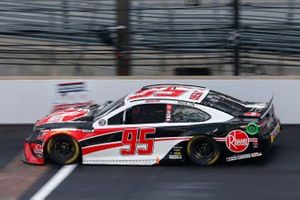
[1,125,300,200]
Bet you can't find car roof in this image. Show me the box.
[125,84,210,103]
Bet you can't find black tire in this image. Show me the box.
[46,135,80,165]
[187,135,220,165]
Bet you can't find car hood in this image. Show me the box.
[36,107,91,126]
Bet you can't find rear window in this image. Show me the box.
[201,90,245,116]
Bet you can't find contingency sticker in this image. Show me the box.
[226,152,263,162]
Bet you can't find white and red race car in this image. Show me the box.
[23,84,281,166]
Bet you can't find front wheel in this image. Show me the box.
[46,135,80,165]
[187,135,220,165]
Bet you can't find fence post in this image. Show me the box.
[116,0,131,76]
[233,0,240,75]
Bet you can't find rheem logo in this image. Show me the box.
[226,130,249,153]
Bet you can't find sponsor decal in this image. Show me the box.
[36,108,89,125]
[226,152,263,162]
[177,100,195,107]
[189,90,203,100]
[253,142,259,148]
[169,146,183,160]
[225,130,249,153]
[270,123,280,143]
[166,104,172,122]
[244,112,261,117]
[30,143,44,158]
[251,152,263,157]
[169,155,182,160]
[52,82,92,112]
[98,119,106,126]
[245,122,260,136]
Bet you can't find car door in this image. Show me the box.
[116,103,167,163]
[83,103,168,165]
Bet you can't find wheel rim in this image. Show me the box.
[192,138,215,160]
[53,139,74,157]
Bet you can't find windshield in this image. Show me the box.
[94,96,125,119]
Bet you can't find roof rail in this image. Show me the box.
[141,83,206,90]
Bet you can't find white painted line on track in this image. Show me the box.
[30,164,78,200]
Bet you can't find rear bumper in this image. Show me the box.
[23,142,45,165]
[217,121,281,162]
[269,122,281,144]
[260,121,281,149]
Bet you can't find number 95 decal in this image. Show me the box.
[120,128,155,156]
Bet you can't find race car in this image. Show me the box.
[23,84,281,166]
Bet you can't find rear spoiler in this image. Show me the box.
[259,95,274,120]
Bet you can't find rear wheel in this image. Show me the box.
[187,135,220,165]
[46,135,80,165]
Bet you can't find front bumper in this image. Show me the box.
[23,142,45,165]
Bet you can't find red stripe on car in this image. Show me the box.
[82,142,123,155]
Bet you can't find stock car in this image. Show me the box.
[23,84,281,166]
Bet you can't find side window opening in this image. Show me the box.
[125,104,166,124]
[171,105,210,123]
[108,111,124,125]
